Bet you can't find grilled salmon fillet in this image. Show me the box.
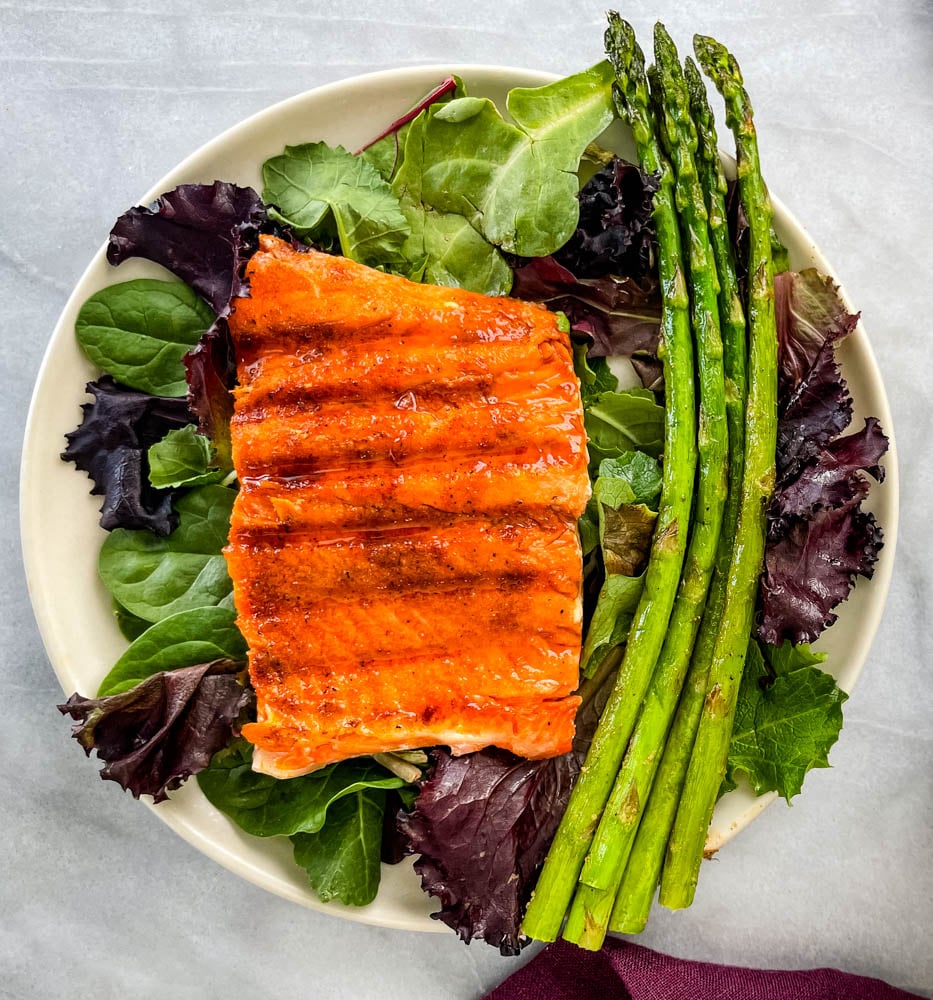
[225,236,590,776]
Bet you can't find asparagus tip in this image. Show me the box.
[605,12,641,73]
[693,34,743,87]
[653,20,678,63]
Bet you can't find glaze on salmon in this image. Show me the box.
[225,236,590,776]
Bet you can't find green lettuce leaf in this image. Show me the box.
[75,279,215,397]
[584,388,665,471]
[594,452,662,509]
[148,425,228,489]
[578,500,600,557]
[597,502,656,578]
[98,606,246,696]
[580,572,645,678]
[725,640,847,801]
[98,484,235,623]
[291,788,388,906]
[579,453,661,677]
[573,342,619,409]
[764,639,827,675]
[197,738,404,838]
[262,142,410,267]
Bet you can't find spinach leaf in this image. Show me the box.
[584,387,665,469]
[291,788,388,906]
[112,598,150,642]
[98,606,246,697]
[198,738,403,837]
[413,62,616,257]
[148,425,228,489]
[724,640,847,801]
[392,112,512,295]
[98,484,236,623]
[75,279,215,396]
[262,142,409,267]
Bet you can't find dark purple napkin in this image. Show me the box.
[485,939,924,1000]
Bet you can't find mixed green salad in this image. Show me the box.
[58,14,886,955]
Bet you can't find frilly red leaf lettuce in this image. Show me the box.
[770,417,887,535]
[397,670,613,955]
[775,338,853,482]
[62,376,193,535]
[58,659,252,803]
[74,182,271,501]
[107,181,267,316]
[760,269,887,645]
[774,266,860,397]
[726,178,790,291]
[552,158,658,280]
[773,270,861,480]
[760,506,884,645]
[400,748,576,955]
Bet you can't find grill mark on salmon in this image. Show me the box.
[226,516,581,600]
[231,397,582,478]
[233,581,582,681]
[236,339,561,412]
[233,452,589,534]
[226,237,590,775]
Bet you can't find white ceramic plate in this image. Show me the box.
[20,65,899,933]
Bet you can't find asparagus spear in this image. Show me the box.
[561,23,728,950]
[609,52,749,934]
[520,12,697,942]
[658,33,777,910]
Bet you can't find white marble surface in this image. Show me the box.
[4,1,932,997]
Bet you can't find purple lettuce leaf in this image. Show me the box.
[62,376,193,535]
[509,156,661,376]
[761,268,887,645]
[183,319,236,468]
[727,179,789,292]
[759,506,883,646]
[776,269,860,401]
[58,659,252,803]
[726,178,749,294]
[770,417,888,538]
[552,158,658,280]
[776,338,853,483]
[400,748,575,955]
[510,255,661,361]
[107,181,267,316]
[774,271,862,484]
[397,670,613,955]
